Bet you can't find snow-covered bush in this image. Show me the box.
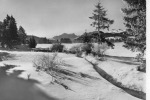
[69,43,93,57]
[137,62,146,72]
[33,53,65,80]
[81,43,93,55]
[69,44,82,54]
[135,53,146,72]
[69,44,83,57]
[92,43,110,57]
[0,52,10,61]
[62,46,69,54]
[50,43,64,52]
[135,53,144,62]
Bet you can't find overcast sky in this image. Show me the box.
[0,0,126,38]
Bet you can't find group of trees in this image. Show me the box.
[0,0,146,55]
[60,38,72,43]
[86,0,145,71]
[76,0,145,66]
[0,15,19,48]
[88,0,146,58]
[0,15,37,48]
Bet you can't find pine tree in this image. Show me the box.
[89,2,114,43]
[29,36,37,48]
[18,26,27,44]
[122,0,146,57]
[0,21,3,42]
[2,15,19,48]
[9,16,18,43]
[79,32,92,43]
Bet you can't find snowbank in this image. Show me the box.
[85,55,145,93]
[0,51,143,100]
[105,42,139,57]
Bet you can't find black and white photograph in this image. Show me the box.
[0,0,146,100]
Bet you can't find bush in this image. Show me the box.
[135,53,146,72]
[92,43,109,57]
[33,53,65,80]
[135,53,143,62]
[81,43,93,55]
[51,43,64,52]
[69,43,93,56]
[69,44,83,57]
[137,62,146,72]
[69,44,82,54]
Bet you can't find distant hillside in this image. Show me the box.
[74,31,129,43]
[87,31,128,38]
[53,33,78,41]
[27,35,50,44]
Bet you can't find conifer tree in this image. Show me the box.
[89,2,114,43]
[29,36,37,48]
[18,26,27,44]
[79,32,91,43]
[2,15,19,48]
[0,21,3,42]
[122,0,146,57]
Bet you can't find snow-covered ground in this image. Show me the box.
[105,43,139,57]
[85,55,145,93]
[37,42,139,57]
[36,43,82,50]
[0,42,145,100]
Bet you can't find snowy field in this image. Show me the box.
[37,42,139,57]
[36,43,82,50]
[0,42,145,100]
[105,43,139,57]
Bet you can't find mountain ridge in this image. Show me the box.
[53,33,78,40]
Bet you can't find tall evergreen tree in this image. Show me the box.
[2,15,19,48]
[1,15,11,47]
[89,2,114,43]
[18,26,27,44]
[29,36,37,48]
[10,16,18,42]
[122,0,146,57]
[0,21,3,42]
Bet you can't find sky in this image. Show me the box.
[0,0,127,38]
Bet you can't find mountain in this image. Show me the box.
[53,33,78,41]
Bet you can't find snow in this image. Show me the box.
[37,42,139,58]
[105,42,139,57]
[36,43,82,50]
[0,42,145,100]
[98,60,145,92]
[85,55,145,93]
[1,51,53,84]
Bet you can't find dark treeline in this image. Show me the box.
[0,15,19,48]
[0,15,50,49]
